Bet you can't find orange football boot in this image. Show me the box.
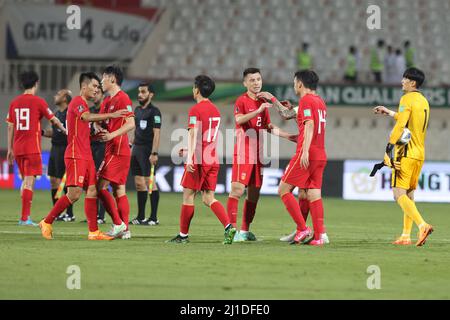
[39,220,53,240]
[88,230,114,241]
[392,236,412,245]
[416,224,434,247]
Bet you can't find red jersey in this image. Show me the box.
[233,93,271,165]
[187,100,221,166]
[100,90,134,157]
[6,94,54,156]
[296,94,327,160]
[65,96,92,160]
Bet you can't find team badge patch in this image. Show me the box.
[399,105,405,112]
[304,109,312,117]
[154,116,161,124]
[127,105,133,112]
[78,176,84,184]
[78,105,84,113]
[241,173,247,180]
[189,116,197,125]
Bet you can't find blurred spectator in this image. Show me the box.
[384,45,397,85]
[370,39,385,83]
[404,40,415,68]
[344,46,359,83]
[394,49,406,84]
[297,42,313,70]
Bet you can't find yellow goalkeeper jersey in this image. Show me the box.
[389,91,429,161]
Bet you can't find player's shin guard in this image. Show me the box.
[397,195,426,227]
[44,195,72,224]
[85,198,98,232]
[241,200,257,232]
[281,193,306,231]
[21,189,33,221]
[98,189,122,225]
[180,204,195,235]
[210,201,230,228]
[227,197,239,228]
[116,195,130,229]
[403,213,413,236]
[309,199,324,240]
[299,198,310,222]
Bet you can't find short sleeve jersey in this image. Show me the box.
[6,94,54,156]
[134,103,162,146]
[296,94,327,161]
[233,93,271,165]
[100,90,134,156]
[51,108,68,146]
[188,100,221,166]
[64,96,92,160]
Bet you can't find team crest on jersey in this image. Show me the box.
[78,176,84,184]
[110,106,115,111]
[241,173,247,180]
[304,109,312,117]
[78,105,84,113]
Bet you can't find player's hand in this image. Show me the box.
[300,151,309,169]
[287,134,298,142]
[258,102,272,113]
[62,128,68,136]
[111,109,129,118]
[7,150,14,166]
[149,154,158,166]
[99,132,114,142]
[280,100,294,110]
[373,106,390,116]
[383,153,393,168]
[187,163,195,173]
[178,148,187,157]
[256,92,274,101]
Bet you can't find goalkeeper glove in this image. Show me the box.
[383,143,401,170]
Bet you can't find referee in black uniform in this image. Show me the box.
[90,86,107,223]
[130,82,161,225]
[43,89,74,221]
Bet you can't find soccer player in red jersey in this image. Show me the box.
[6,71,66,226]
[278,70,328,246]
[227,68,296,242]
[38,72,128,240]
[97,66,135,239]
[168,75,236,244]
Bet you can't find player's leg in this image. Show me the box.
[239,184,260,241]
[85,185,113,240]
[167,187,196,243]
[149,179,160,225]
[112,183,130,237]
[132,175,148,224]
[298,189,310,221]
[227,182,245,228]
[202,190,236,244]
[97,177,124,227]
[19,175,36,225]
[49,177,60,205]
[278,181,310,244]
[306,188,326,245]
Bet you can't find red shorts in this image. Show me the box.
[98,154,131,185]
[15,154,43,177]
[181,165,219,191]
[231,163,263,188]
[282,155,327,189]
[65,158,97,189]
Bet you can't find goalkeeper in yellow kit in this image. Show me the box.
[373,67,433,247]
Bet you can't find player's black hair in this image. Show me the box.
[103,65,124,86]
[194,75,215,98]
[294,70,320,90]
[79,72,101,89]
[403,67,425,88]
[64,91,72,104]
[20,71,39,90]
[243,68,261,79]
[139,82,155,93]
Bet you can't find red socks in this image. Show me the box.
[21,189,33,221]
[98,189,122,225]
[227,197,239,228]
[116,195,130,230]
[180,204,195,235]
[299,198,310,222]
[210,201,230,228]
[85,198,98,232]
[44,195,72,224]
[241,200,257,232]
[281,193,306,231]
[310,199,324,240]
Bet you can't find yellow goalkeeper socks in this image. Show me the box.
[402,213,413,237]
[397,195,425,228]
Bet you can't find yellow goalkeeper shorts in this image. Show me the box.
[391,157,424,190]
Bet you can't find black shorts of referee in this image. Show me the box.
[131,144,153,177]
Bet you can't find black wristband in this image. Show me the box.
[151,152,159,156]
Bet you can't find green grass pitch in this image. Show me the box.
[0,189,449,299]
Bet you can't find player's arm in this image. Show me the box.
[6,122,14,165]
[186,126,198,173]
[42,127,53,138]
[267,123,298,142]
[300,120,314,169]
[235,103,272,125]
[257,92,297,120]
[373,106,399,119]
[388,106,411,145]
[81,109,128,122]
[150,128,161,166]
[100,117,136,142]
[49,117,67,135]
